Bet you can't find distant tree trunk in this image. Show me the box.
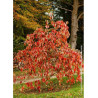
[69,0,79,49]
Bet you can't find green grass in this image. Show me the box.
[14,68,39,76]
[13,75,84,98]
[13,68,28,76]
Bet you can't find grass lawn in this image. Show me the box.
[13,68,28,76]
[13,74,84,98]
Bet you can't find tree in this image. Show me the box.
[49,0,84,49]
[13,0,51,52]
[69,0,83,49]
[14,17,83,92]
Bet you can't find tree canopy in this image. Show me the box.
[13,0,51,52]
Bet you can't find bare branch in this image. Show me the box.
[39,1,72,12]
[77,12,84,21]
[54,4,72,12]
[78,4,84,7]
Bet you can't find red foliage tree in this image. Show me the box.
[14,16,83,92]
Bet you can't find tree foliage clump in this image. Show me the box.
[14,16,83,92]
[13,0,51,52]
[14,0,51,30]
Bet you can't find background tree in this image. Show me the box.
[13,0,51,52]
[49,0,84,50]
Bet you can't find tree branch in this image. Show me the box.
[54,4,72,12]
[78,4,83,7]
[77,12,84,21]
[39,1,72,12]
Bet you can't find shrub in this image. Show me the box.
[14,16,83,92]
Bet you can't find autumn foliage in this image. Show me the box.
[14,16,83,92]
[13,0,50,30]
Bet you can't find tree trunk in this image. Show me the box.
[69,0,79,49]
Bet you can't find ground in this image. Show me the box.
[13,74,84,98]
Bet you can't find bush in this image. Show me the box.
[14,16,83,92]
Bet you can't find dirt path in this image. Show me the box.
[14,72,84,84]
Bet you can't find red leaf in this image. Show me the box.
[21,86,24,91]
